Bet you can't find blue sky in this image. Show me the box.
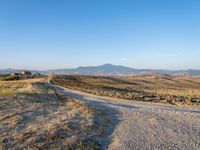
[0,0,200,70]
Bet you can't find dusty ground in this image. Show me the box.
[51,83,200,150]
[0,79,117,150]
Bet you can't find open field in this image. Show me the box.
[1,75,200,150]
[0,78,115,149]
[52,74,200,106]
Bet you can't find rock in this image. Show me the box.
[177,96,185,102]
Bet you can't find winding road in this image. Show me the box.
[50,83,200,150]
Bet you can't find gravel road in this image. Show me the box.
[51,84,200,150]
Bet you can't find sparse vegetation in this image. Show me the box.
[0,74,19,81]
[0,78,110,149]
[52,74,200,106]
[0,72,45,81]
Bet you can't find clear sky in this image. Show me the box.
[0,0,200,70]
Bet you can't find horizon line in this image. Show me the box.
[0,64,200,71]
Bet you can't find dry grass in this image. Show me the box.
[0,78,109,150]
[52,74,200,106]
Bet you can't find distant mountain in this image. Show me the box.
[0,68,24,74]
[1,64,200,76]
[45,64,200,76]
[46,64,138,76]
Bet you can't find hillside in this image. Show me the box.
[51,74,200,105]
[46,64,200,76]
[0,78,114,149]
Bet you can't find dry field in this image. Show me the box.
[0,78,113,150]
[52,74,200,106]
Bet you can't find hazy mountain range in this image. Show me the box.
[1,64,200,76]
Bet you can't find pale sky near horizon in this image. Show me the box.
[0,0,200,70]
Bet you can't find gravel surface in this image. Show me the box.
[51,84,200,150]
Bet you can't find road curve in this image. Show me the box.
[50,83,200,150]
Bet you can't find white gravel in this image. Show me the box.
[51,84,200,150]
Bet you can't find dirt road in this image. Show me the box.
[51,83,200,150]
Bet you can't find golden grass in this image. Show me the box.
[0,78,108,149]
[0,78,45,95]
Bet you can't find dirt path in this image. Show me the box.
[51,83,200,150]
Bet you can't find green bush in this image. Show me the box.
[0,75,19,81]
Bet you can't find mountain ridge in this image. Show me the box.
[1,64,200,76]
